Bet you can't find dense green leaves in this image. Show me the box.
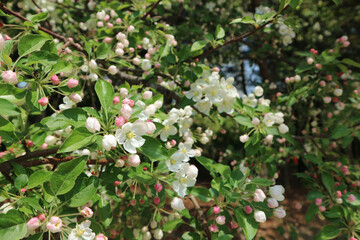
[140,136,168,161]
[18,34,49,57]
[50,156,87,195]
[234,207,259,240]
[0,210,27,240]
[58,127,95,153]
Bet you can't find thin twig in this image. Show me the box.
[188,195,212,239]
[142,0,162,20]
[193,5,289,59]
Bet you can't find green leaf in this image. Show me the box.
[215,25,225,39]
[18,34,49,57]
[305,203,317,222]
[2,53,12,68]
[332,0,339,5]
[331,125,350,139]
[28,12,49,22]
[50,156,87,195]
[230,16,255,25]
[177,45,190,62]
[191,40,207,52]
[321,172,334,193]
[27,50,59,65]
[95,80,114,113]
[304,154,322,164]
[27,171,53,189]
[0,116,14,132]
[27,233,43,240]
[67,176,99,207]
[213,163,231,177]
[95,43,110,59]
[191,187,212,202]
[162,219,183,231]
[0,210,27,240]
[306,190,324,201]
[0,98,20,116]
[251,178,274,186]
[234,207,259,240]
[234,114,253,127]
[289,0,303,8]
[139,136,168,161]
[58,127,95,153]
[182,232,201,240]
[314,225,340,240]
[14,174,28,190]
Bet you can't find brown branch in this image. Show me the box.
[194,5,289,59]
[20,157,114,168]
[0,148,59,172]
[189,195,212,239]
[142,0,162,20]
[0,3,85,54]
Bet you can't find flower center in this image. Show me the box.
[180,177,187,184]
[126,131,136,139]
[170,159,177,165]
[76,229,85,236]
[211,90,217,96]
[164,126,170,131]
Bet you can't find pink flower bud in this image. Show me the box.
[315,198,322,206]
[130,199,136,206]
[154,197,160,205]
[336,191,342,198]
[113,96,120,105]
[244,205,253,214]
[348,194,356,203]
[326,75,332,81]
[38,214,46,221]
[145,53,150,59]
[21,188,26,193]
[69,93,82,103]
[267,198,279,208]
[170,140,177,146]
[42,143,48,150]
[27,140,34,147]
[154,62,161,69]
[128,154,140,167]
[114,181,120,186]
[122,98,134,107]
[315,64,322,69]
[2,70,17,84]
[115,18,122,24]
[81,207,93,218]
[210,224,218,232]
[215,216,225,225]
[127,25,135,33]
[97,21,104,27]
[38,97,49,106]
[46,216,62,233]
[154,183,163,192]
[318,206,326,212]
[104,37,112,43]
[230,221,239,229]
[51,75,59,85]
[213,66,220,72]
[310,48,318,54]
[96,234,108,240]
[307,57,314,65]
[27,217,40,232]
[107,23,113,28]
[319,81,326,87]
[121,104,133,121]
[213,206,221,214]
[67,78,79,88]
[341,166,350,175]
[133,57,140,65]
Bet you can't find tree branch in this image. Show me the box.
[194,5,289,59]
[142,0,162,20]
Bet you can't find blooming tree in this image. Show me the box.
[0,0,359,239]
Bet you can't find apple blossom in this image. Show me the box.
[85,117,101,133]
[210,224,219,232]
[2,70,17,84]
[95,234,108,240]
[69,93,82,103]
[269,185,285,201]
[51,75,59,85]
[46,216,62,233]
[115,121,147,153]
[239,134,249,143]
[67,78,79,88]
[254,189,266,202]
[81,207,93,218]
[68,220,95,240]
[254,210,266,223]
[128,154,140,167]
[216,216,226,225]
[27,217,40,233]
[274,207,286,218]
[254,86,264,97]
[38,97,49,106]
[102,135,117,151]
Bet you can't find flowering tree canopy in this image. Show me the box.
[0,0,359,239]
